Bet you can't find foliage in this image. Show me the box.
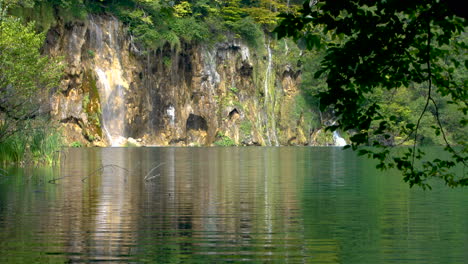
[6,0,304,51]
[0,1,64,164]
[0,11,64,142]
[276,1,468,188]
[0,121,63,165]
[173,1,191,18]
[293,93,318,131]
[214,132,236,146]
[227,16,263,47]
[230,86,239,94]
[70,141,83,148]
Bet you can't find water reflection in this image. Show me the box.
[0,147,467,263]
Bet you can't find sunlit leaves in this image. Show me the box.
[0,16,64,142]
[276,0,468,188]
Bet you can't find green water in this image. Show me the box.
[0,147,466,263]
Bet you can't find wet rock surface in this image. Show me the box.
[45,15,307,146]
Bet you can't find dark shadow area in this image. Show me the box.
[186,114,208,131]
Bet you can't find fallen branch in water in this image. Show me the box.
[145,173,160,182]
[81,164,129,182]
[144,162,165,182]
[48,176,70,184]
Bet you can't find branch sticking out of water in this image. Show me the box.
[144,163,165,182]
[81,164,129,182]
[48,176,70,184]
[145,174,160,182]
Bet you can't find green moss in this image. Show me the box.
[240,120,252,136]
[87,50,95,58]
[232,101,244,111]
[293,94,320,132]
[9,2,56,32]
[229,86,239,94]
[163,56,172,68]
[313,129,334,146]
[83,94,90,109]
[82,71,103,139]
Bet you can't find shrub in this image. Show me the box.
[213,132,236,146]
[227,17,263,48]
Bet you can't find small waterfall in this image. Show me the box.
[166,106,175,126]
[264,42,272,105]
[95,67,126,146]
[263,40,279,146]
[240,44,250,62]
[201,48,220,93]
[333,131,347,146]
[89,16,128,146]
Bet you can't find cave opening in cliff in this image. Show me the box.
[186,114,208,131]
[228,108,240,120]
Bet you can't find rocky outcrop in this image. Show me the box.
[45,15,309,146]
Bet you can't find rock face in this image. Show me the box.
[46,15,308,146]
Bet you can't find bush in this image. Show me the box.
[227,17,263,48]
[213,132,236,146]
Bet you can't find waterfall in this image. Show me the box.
[89,16,128,146]
[166,106,175,126]
[333,131,347,146]
[264,41,279,146]
[240,44,250,63]
[95,67,126,146]
[201,48,220,92]
[264,42,272,105]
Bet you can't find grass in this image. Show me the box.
[0,125,63,166]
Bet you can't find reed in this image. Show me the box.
[0,126,63,166]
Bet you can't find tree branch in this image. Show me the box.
[429,96,467,167]
[411,17,432,168]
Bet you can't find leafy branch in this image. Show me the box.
[275,0,467,188]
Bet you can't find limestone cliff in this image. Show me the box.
[45,15,310,146]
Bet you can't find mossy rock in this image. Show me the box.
[81,70,103,139]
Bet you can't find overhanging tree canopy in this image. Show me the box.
[0,0,63,142]
[275,0,467,188]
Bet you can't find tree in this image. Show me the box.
[275,0,467,188]
[0,0,63,143]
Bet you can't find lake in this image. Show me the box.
[0,147,467,263]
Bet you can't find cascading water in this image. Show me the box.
[264,41,279,146]
[88,16,128,146]
[264,42,272,106]
[333,131,347,146]
[201,48,220,93]
[166,106,175,126]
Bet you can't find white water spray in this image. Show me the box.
[166,106,175,126]
[333,131,347,146]
[89,16,128,146]
[264,43,272,105]
[263,41,279,146]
